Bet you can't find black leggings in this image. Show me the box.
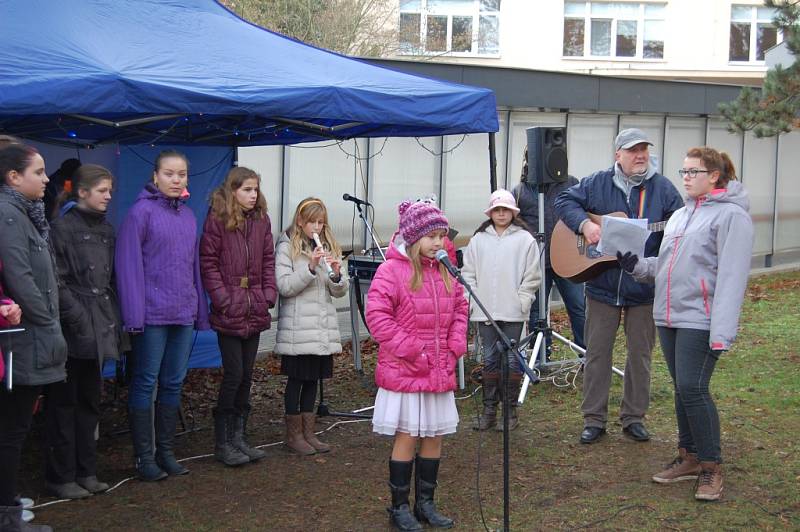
[216,333,260,415]
[284,378,317,415]
[0,385,41,506]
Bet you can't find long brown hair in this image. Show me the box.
[406,234,452,293]
[287,197,341,260]
[686,147,738,188]
[209,166,268,231]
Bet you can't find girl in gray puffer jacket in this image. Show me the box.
[621,146,753,503]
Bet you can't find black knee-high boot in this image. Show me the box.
[414,455,454,529]
[128,408,167,482]
[388,460,422,531]
[154,403,189,476]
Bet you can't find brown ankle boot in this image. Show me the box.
[300,412,331,453]
[284,415,316,455]
[652,448,701,483]
[695,462,723,501]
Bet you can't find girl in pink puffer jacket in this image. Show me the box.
[366,199,468,531]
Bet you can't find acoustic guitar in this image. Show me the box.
[551,212,667,283]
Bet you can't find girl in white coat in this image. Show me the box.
[462,189,541,431]
[275,197,348,455]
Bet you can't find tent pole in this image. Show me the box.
[488,132,498,191]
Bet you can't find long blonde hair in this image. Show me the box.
[406,238,452,293]
[209,167,268,231]
[287,197,341,260]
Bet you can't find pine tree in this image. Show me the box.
[719,0,800,137]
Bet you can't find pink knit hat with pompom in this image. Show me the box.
[398,200,449,246]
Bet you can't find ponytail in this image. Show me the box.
[718,152,737,187]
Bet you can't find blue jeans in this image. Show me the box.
[128,325,194,409]
[529,267,586,349]
[658,327,721,463]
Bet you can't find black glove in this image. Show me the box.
[616,251,639,273]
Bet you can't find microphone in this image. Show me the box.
[342,193,371,207]
[435,249,460,278]
[312,233,338,281]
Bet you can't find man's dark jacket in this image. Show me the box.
[554,166,683,307]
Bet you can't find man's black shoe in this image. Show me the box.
[623,422,651,442]
[579,426,606,444]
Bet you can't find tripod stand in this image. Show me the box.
[518,183,623,403]
[317,199,382,420]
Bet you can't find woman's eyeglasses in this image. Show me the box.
[678,168,710,179]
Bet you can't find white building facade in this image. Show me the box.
[394,0,783,85]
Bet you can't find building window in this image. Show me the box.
[729,5,780,62]
[563,2,665,60]
[399,0,501,56]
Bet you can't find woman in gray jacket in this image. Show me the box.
[0,142,67,530]
[618,146,753,502]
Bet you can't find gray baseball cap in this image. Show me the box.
[615,128,654,151]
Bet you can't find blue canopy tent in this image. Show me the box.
[0,0,498,146]
[0,0,500,374]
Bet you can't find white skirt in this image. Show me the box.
[372,388,459,438]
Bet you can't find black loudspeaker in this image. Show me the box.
[525,126,568,186]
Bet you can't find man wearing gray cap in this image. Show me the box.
[554,128,682,445]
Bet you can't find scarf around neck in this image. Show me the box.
[613,161,656,200]
[0,184,50,241]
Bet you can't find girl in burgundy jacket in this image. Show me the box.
[366,200,468,531]
[200,167,276,467]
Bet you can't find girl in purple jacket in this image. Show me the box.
[366,200,469,531]
[115,150,208,481]
[200,166,276,467]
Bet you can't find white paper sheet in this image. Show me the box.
[597,216,650,258]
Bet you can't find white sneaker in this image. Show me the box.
[22,509,35,522]
[20,497,34,509]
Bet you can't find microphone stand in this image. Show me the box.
[318,201,383,420]
[437,255,538,532]
[355,202,385,261]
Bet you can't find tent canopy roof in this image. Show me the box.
[0,0,498,147]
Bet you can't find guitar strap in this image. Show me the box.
[638,187,646,219]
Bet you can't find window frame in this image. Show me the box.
[398,0,501,58]
[728,4,783,64]
[562,1,666,61]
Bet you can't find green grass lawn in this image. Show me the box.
[460,270,800,530]
[36,271,800,531]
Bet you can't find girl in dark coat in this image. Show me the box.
[45,164,121,499]
[200,166,277,466]
[0,142,67,531]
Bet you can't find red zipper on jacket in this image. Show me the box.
[666,198,701,326]
[665,234,681,327]
[244,218,251,336]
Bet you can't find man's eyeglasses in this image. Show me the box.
[678,168,710,179]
